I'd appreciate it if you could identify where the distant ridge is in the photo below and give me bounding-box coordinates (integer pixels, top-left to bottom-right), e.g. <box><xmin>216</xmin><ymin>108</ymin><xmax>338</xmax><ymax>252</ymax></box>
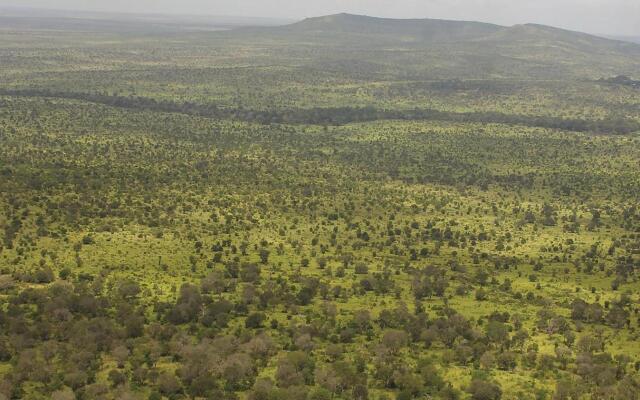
<box><xmin>272</xmin><ymin>13</ymin><xmax>638</xmax><ymax>49</ymax></box>
<box><xmin>2</xmin><ymin>9</ymin><xmax>638</xmax><ymax>79</ymax></box>
<box><xmin>231</xmin><ymin>13</ymin><xmax>640</xmax><ymax>79</ymax></box>
<box><xmin>278</xmin><ymin>13</ymin><xmax>502</xmax><ymax>42</ymax></box>
<box><xmin>0</xmin><ymin>6</ymin><xmax>291</xmax><ymax>33</ymax></box>
<box><xmin>604</xmin><ymin>35</ymin><xmax>640</xmax><ymax>45</ymax></box>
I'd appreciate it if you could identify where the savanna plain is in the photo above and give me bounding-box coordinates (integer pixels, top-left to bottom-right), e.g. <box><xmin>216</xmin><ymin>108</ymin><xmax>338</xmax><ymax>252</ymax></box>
<box><xmin>0</xmin><ymin>12</ymin><xmax>640</xmax><ymax>400</ymax></box>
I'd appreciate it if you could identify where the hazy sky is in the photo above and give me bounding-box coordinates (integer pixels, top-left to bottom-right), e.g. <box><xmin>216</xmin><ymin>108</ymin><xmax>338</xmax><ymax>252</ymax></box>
<box><xmin>2</xmin><ymin>0</ymin><xmax>639</xmax><ymax>36</ymax></box>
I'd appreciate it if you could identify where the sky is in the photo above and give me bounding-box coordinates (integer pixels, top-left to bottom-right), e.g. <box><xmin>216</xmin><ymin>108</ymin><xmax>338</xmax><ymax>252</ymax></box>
<box><xmin>1</xmin><ymin>0</ymin><xmax>639</xmax><ymax>36</ymax></box>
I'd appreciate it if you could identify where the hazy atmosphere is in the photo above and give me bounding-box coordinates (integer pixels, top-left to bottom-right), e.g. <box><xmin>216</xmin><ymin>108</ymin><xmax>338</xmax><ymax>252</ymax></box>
<box><xmin>2</xmin><ymin>0</ymin><xmax>640</xmax><ymax>399</ymax></box>
<box><xmin>2</xmin><ymin>0</ymin><xmax>640</xmax><ymax>36</ymax></box>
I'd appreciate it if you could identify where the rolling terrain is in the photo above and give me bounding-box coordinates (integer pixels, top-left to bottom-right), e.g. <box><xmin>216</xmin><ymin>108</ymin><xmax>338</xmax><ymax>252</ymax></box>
<box><xmin>0</xmin><ymin>11</ymin><xmax>639</xmax><ymax>400</ymax></box>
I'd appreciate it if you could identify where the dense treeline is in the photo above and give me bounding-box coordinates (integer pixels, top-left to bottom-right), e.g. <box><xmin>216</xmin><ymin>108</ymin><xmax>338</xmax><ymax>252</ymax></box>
<box><xmin>1</xmin><ymin>98</ymin><xmax>638</xmax><ymax>203</ymax></box>
<box><xmin>1</xmin><ymin>89</ymin><xmax>638</xmax><ymax>134</ymax></box>
<box><xmin>598</xmin><ymin>75</ymin><xmax>640</xmax><ymax>89</ymax></box>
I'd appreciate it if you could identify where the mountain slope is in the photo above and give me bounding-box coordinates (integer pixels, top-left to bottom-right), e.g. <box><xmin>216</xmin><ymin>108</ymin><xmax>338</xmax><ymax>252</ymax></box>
<box><xmin>281</xmin><ymin>13</ymin><xmax>502</xmax><ymax>42</ymax></box>
<box><xmin>230</xmin><ymin>14</ymin><xmax>640</xmax><ymax>79</ymax></box>
<box><xmin>474</xmin><ymin>23</ymin><xmax>640</xmax><ymax>77</ymax></box>
<box><xmin>481</xmin><ymin>23</ymin><xmax>640</xmax><ymax>54</ymax></box>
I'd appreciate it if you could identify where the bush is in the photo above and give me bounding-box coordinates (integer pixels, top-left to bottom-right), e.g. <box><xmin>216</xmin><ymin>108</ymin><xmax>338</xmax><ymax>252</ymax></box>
<box><xmin>246</xmin><ymin>312</ymin><xmax>266</xmax><ymax>329</ymax></box>
<box><xmin>468</xmin><ymin>379</ymin><xmax>502</xmax><ymax>400</ymax></box>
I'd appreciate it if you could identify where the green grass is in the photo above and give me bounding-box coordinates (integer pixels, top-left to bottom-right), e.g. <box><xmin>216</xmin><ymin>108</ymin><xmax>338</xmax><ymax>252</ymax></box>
<box><xmin>0</xmin><ymin>15</ymin><xmax>639</xmax><ymax>400</ymax></box>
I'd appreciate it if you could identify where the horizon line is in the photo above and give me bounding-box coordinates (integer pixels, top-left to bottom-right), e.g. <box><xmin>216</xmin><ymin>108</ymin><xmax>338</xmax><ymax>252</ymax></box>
<box><xmin>1</xmin><ymin>5</ymin><xmax>637</xmax><ymax>39</ymax></box>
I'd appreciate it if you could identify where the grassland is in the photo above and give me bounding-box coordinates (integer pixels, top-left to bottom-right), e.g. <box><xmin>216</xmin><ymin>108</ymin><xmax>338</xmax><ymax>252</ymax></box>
<box><xmin>0</xmin><ymin>12</ymin><xmax>639</xmax><ymax>400</ymax></box>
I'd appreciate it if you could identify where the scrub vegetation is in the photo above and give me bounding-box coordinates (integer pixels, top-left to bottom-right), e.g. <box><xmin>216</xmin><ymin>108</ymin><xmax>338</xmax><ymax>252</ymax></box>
<box><xmin>0</xmin><ymin>12</ymin><xmax>639</xmax><ymax>400</ymax></box>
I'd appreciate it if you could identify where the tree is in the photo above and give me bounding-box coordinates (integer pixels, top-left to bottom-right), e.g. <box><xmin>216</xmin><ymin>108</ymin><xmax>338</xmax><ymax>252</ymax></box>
<box><xmin>352</xmin><ymin>384</ymin><xmax>368</xmax><ymax>400</ymax></box>
<box><xmin>468</xmin><ymin>379</ymin><xmax>502</xmax><ymax>400</ymax></box>
<box><xmin>259</xmin><ymin>249</ymin><xmax>270</xmax><ymax>264</ymax></box>
<box><xmin>108</xmin><ymin>369</ymin><xmax>126</xmax><ymax>387</ymax></box>
<box><xmin>496</xmin><ymin>351</ymin><xmax>517</xmax><ymax>370</ymax></box>
<box><xmin>245</xmin><ymin>312</ymin><xmax>266</xmax><ymax>329</ymax></box>
<box><xmin>485</xmin><ymin>321</ymin><xmax>509</xmax><ymax>345</ymax></box>
<box><xmin>125</xmin><ymin>314</ymin><xmax>145</xmax><ymax>338</ymax></box>
<box><xmin>275</xmin><ymin>352</ymin><xmax>315</xmax><ymax>388</ymax></box>
<box><xmin>553</xmin><ymin>378</ymin><xmax>584</xmax><ymax>400</ymax></box>
<box><xmin>157</xmin><ymin>372</ymin><xmax>182</xmax><ymax>396</ymax></box>
<box><xmin>112</xmin><ymin>345</ymin><xmax>130</xmax><ymax>369</ymax></box>
<box><xmin>240</xmin><ymin>263</ymin><xmax>261</xmax><ymax>282</ymax></box>
<box><xmin>381</xmin><ymin>330</ymin><xmax>408</xmax><ymax>355</ymax></box>
<box><xmin>166</xmin><ymin>284</ymin><xmax>202</xmax><ymax>324</ymax></box>
<box><xmin>51</xmin><ymin>387</ymin><xmax>76</xmax><ymax>400</ymax></box>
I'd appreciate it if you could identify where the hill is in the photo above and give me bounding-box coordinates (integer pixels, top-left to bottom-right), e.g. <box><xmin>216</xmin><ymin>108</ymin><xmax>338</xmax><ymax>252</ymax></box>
<box><xmin>226</xmin><ymin>13</ymin><xmax>640</xmax><ymax>80</ymax></box>
<box><xmin>281</xmin><ymin>13</ymin><xmax>502</xmax><ymax>42</ymax></box>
